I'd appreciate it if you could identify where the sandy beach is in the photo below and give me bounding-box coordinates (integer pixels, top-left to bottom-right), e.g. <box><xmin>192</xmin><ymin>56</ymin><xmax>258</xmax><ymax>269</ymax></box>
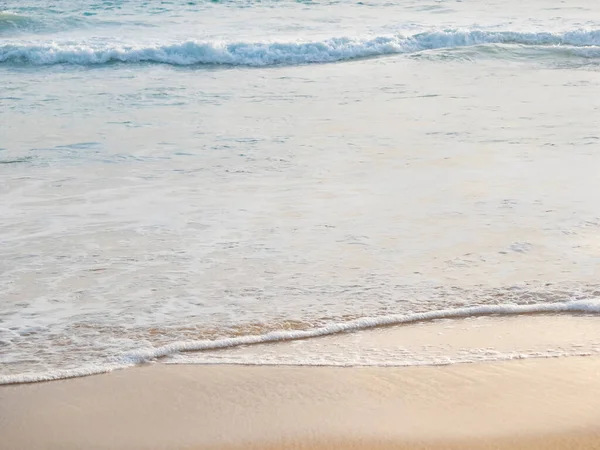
<box><xmin>2</xmin><ymin>315</ymin><xmax>600</xmax><ymax>450</ymax></box>
<box><xmin>4</xmin><ymin>1</ymin><xmax>600</xmax><ymax>449</ymax></box>
<box><xmin>2</xmin><ymin>358</ymin><xmax>600</xmax><ymax>450</ymax></box>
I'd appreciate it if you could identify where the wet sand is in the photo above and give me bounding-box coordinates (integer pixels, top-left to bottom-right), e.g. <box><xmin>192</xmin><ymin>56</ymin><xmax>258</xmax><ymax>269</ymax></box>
<box><xmin>2</xmin><ymin>359</ymin><xmax>600</xmax><ymax>449</ymax></box>
<box><xmin>169</xmin><ymin>313</ymin><xmax>600</xmax><ymax>366</ymax></box>
<box><xmin>2</xmin><ymin>316</ymin><xmax>600</xmax><ymax>450</ymax></box>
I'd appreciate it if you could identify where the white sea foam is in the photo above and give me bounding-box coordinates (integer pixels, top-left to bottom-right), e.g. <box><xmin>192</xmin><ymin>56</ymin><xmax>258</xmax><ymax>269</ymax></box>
<box><xmin>165</xmin><ymin>350</ymin><xmax>599</xmax><ymax>368</ymax></box>
<box><xmin>2</xmin><ymin>29</ymin><xmax>600</xmax><ymax>66</ymax></box>
<box><xmin>1</xmin><ymin>300</ymin><xmax>599</xmax><ymax>385</ymax></box>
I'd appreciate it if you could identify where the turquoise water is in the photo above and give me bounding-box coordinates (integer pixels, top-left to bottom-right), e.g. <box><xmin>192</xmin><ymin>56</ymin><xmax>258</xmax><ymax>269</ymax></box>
<box><xmin>2</xmin><ymin>0</ymin><xmax>600</xmax><ymax>382</ymax></box>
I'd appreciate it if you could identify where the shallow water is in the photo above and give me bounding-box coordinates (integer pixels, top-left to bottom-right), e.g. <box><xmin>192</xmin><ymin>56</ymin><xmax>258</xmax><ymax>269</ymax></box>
<box><xmin>2</xmin><ymin>0</ymin><xmax>600</xmax><ymax>383</ymax></box>
<box><xmin>164</xmin><ymin>314</ymin><xmax>600</xmax><ymax>367</ymax></box>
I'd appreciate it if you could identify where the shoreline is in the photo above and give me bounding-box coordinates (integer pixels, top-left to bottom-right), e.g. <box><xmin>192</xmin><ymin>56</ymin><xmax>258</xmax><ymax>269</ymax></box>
<box><xmin>2</xmin><ymin>305</ymin><xmax>600</xmax><ymax>385</ymax></box>
<box><xmin>2</xmin><ymin>354</ymin><xmax>600</xmax><ymax>449</ymax></box>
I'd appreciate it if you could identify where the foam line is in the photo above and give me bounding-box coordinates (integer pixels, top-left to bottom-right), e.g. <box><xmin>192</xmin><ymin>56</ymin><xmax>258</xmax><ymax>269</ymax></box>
<box><xmin>166</xmin><ymin>350</ymin><xmax>598</xmax><ymax>367</ymax></box>
<box><xmin>1</xmin><ymin>299</ymin><xmax>599</xmax><ymax>385</ymax></box>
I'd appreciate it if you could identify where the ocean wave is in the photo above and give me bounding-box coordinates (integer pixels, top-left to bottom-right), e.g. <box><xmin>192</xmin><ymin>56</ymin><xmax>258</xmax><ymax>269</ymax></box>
<box><xmin>0</xmin><ymin>10</ymin><xmax>130</xmax><ymax>36</ymax></box>
<box><xmin>2</xmin><ymin>29</ymin><xmax>600</xmax><ymax>66</ymax></box>
<box><xmin>0</xmin><ymin>12</ymin><xmax>36</xmax><ymax>32</ymax></box>
<box><xmin>1</xmin><ymin>299</ymin><xmax>599</xmax><ymax>385</ymax></box>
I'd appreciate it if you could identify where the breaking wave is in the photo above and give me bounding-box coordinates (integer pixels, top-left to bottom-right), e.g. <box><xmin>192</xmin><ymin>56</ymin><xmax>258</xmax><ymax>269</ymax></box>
<box><xmin>2</xmin><ymin>29</ymin><xmax>600</xmax><ymax>66</ymax></box>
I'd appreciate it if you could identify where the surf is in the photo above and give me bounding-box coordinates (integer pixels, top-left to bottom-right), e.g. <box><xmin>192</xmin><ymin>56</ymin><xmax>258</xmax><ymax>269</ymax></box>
<box><xmin>1</xmin><ymin>299</ymin><xmax>599</xmax><ymax>385</ymax></box>
<box><xmin>2</xmin><ymin>29</ymin><xmax>600</xmax><ymax>66</ymax></box>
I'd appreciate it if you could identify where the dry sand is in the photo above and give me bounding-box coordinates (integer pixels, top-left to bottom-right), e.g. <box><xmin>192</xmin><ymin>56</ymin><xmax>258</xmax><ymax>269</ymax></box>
<box><xmin>2</xmin><ymin>315</ymin><xmax>600</xmax><ymax>450</ymax></box>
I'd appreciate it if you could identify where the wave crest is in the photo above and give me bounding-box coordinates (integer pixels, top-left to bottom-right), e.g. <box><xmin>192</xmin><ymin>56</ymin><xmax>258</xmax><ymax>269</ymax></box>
<box><xmin>3</xmin><ymin>29</ymin><xmax>600</xmax><ymax>66</ymax></box>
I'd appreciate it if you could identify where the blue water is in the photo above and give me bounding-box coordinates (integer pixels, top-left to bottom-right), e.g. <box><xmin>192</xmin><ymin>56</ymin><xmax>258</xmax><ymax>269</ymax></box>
<box><xmin>2</xmin><ymin>0</ymin><xmax>600</xmax><ymax>383</ymax></box>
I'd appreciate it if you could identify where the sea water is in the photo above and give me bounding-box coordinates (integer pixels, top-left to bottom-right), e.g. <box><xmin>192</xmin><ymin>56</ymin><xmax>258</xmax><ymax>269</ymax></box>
<box><xmin>2</xmin><ymin>0</ymin><xmax>600</xmax><ymax>384</ymax></box>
